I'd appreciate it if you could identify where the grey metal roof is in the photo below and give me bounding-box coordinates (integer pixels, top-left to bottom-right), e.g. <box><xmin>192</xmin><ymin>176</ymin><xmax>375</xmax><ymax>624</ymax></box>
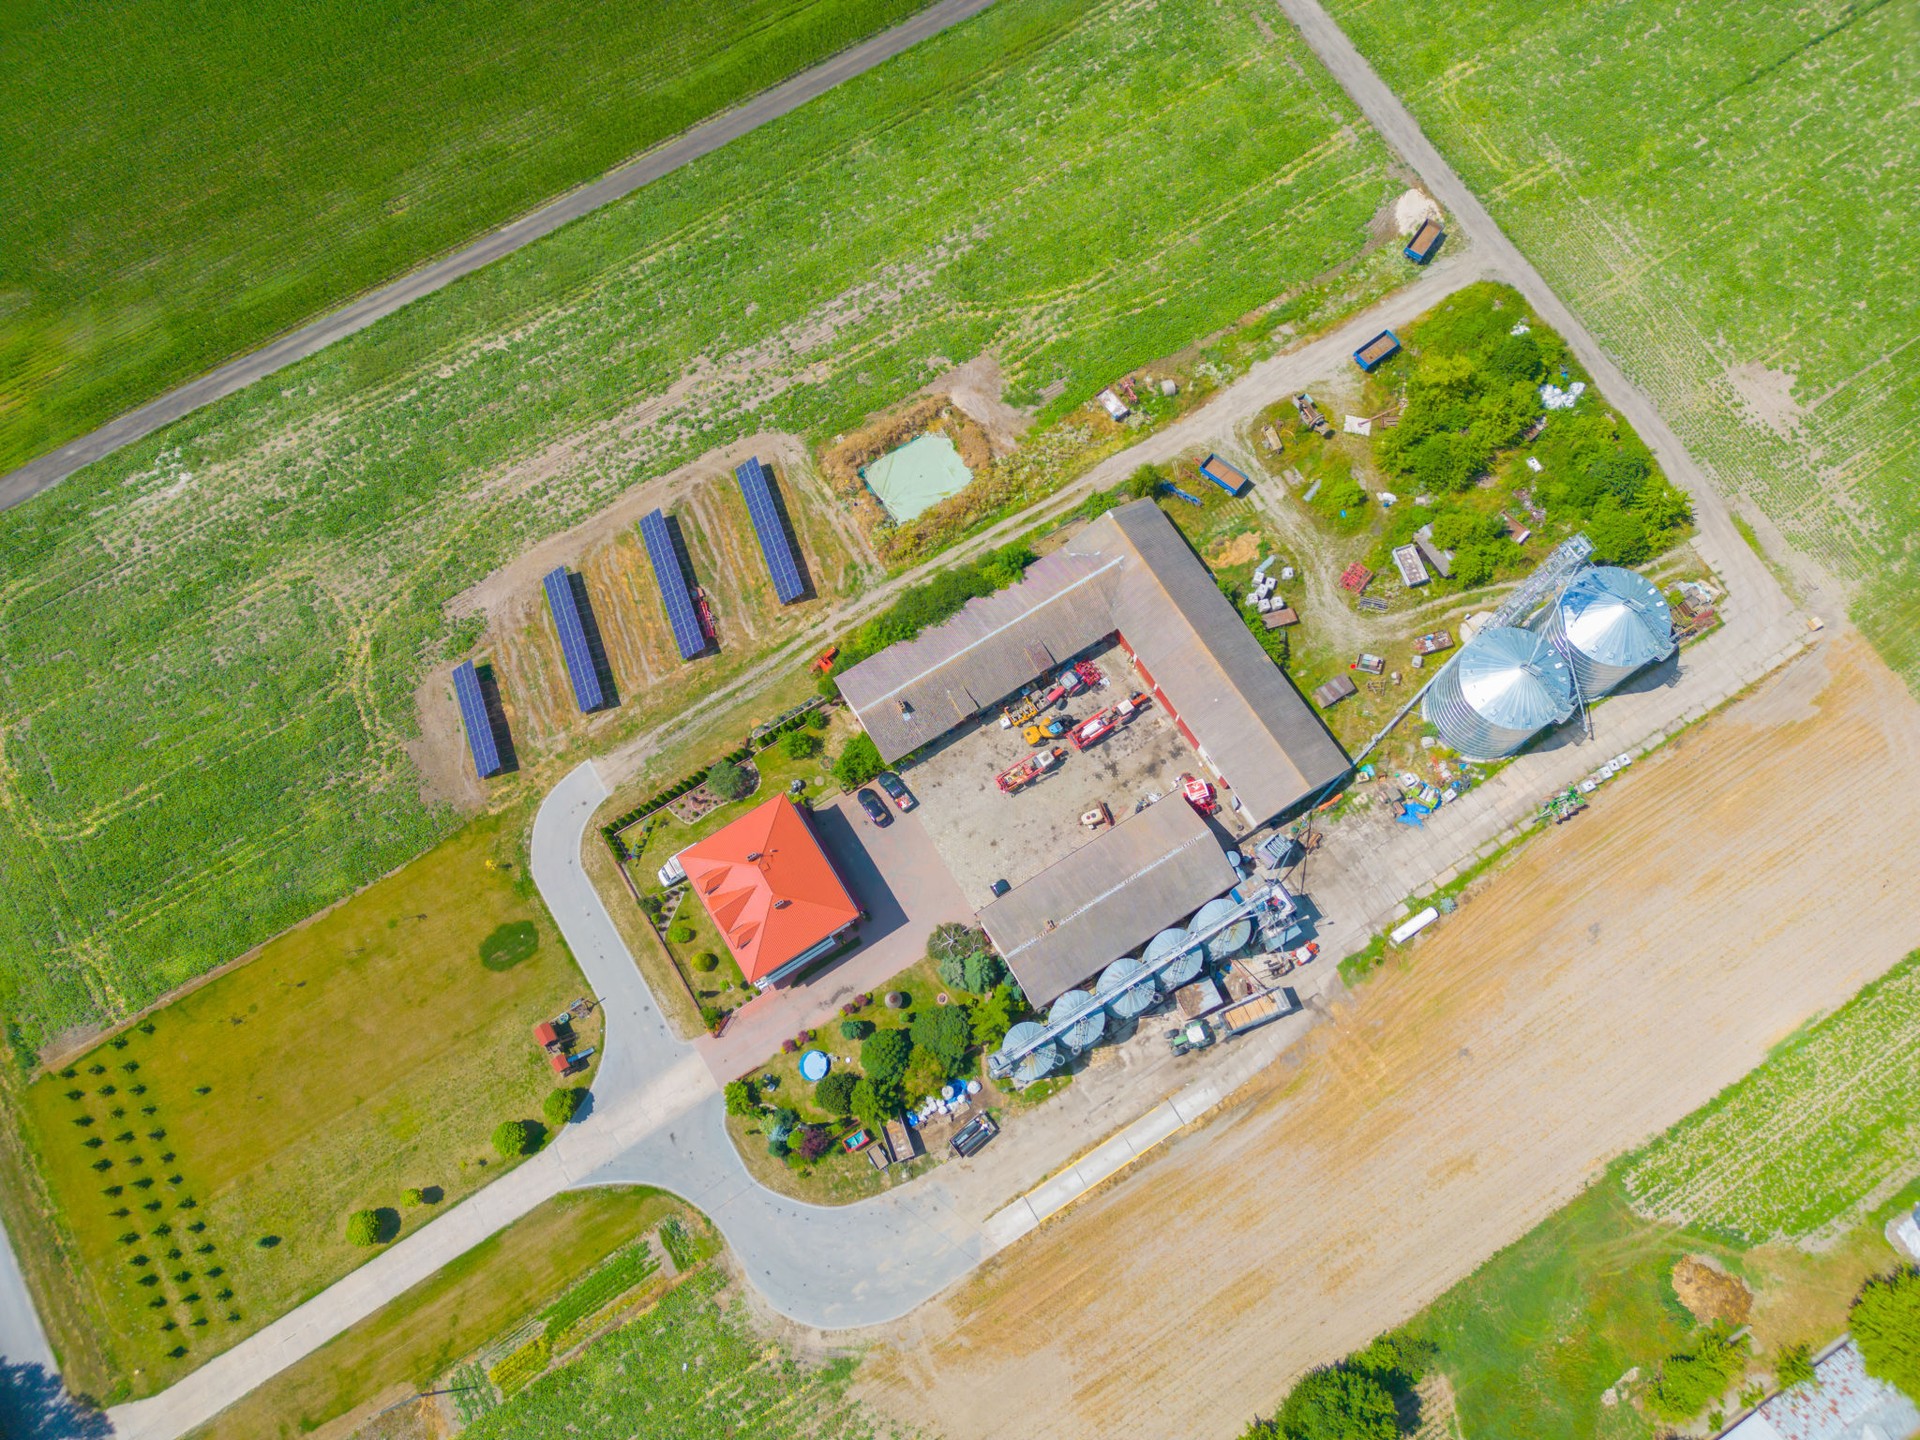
<box><xmin>979</xmin><ymin>794</ymin><xmax>1237</xmax><ymax>1007</ymax></box>
<box><xmin>837</xmin><ymin>501</ymin><xmax>1350</xmax><ymax>821</ymax></box>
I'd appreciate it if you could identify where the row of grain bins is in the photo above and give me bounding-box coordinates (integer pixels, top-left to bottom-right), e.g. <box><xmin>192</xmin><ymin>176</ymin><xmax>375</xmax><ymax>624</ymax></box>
<box><xmin>1422</xmin><ymin>566</ymin><xmax>1675</xmax><ymax>759</ymax></box>
<box><xmin>993</xmin><ymin>903</ymin><xmax>1251</xmax><ymax>1085</ymax></box>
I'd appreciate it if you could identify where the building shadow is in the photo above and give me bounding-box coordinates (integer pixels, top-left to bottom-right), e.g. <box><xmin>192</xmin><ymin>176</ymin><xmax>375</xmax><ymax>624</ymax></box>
<box><xmin>0</xmin><ymin>1361</ymin><xmax>111</xmax><ymax>1440</ymax></box>
<box><xmin>1608</xmin><ymin>649</ymin><xmax>1683</xmax><ymax>697</ymax></box>
<box><xmin>660</xmin><ymin>513</ymin><xmax>719</xmax><ymax>657</ymax></box>
<box><xmin>807</xmin><ymin>804</ymin><xmax>909</xmax><ymax>950</ymax></box>
<box><xmin>473</xmin><ymin>661</ymin><xmax>520</xmax><ymax>774</ymax></box>
<box><xmin>565</xmin><ymin>571</ymin><xmax>623</xmax><ymax>706</ymax></box>
<box><xmin>760</xmin><ymin>461</ymin><xmax>818</xmax><ymax>601</ymax></box>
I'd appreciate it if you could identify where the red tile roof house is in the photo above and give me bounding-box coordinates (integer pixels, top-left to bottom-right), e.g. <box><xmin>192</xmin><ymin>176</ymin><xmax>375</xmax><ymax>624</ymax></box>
<box><xmin>679</xmin><ymin>794</ymin><xmax>861</xmax><ymax>989</ymax></box>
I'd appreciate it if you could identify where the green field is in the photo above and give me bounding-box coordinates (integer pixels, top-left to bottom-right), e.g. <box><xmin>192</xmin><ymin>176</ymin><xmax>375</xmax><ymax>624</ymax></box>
<box><xmin>0</xmin><ymin>0</ymin><xmax>1398</xmax><ymax>1048</ymax></box>
<box><xmin>0</xmin><ymin>0</ymin><xmax>931</xmax><ymax>472</ymax></box>
<box><xmin>1322</xmin><ymin>0</ymin><xmax>1920</xmax><ymax>684</ymax></box>
<box><xmin>4</xmin><ymin>816</ymin><xmax>589</xmax><ymax>1401</ymax></box>
<box><xmin>1622</xmin><ymin>951</ymin><xmax>1920</xmax><ymax>1244</ymax></box>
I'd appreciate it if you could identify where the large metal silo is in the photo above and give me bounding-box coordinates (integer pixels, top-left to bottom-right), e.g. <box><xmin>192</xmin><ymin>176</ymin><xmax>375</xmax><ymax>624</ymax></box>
<box><xmin>1145</xmin><ymin>927</ymin><xmax>1201</xmax><ymax>989</ymax></box>
<box><xmin>1541</xmin><ymin>566</ymin><xmax>1675</xmax><ymax>697</ymax></box>
<box><xmin>997</xmin><ymin>1020</ymin><xmax>1060</xmax><ymax>1086</ymax></box>
<box><xmin>1095</xmin><ymin>956</ymin><xmax>1157</xmax><ymax>1019</ymax></box>
<box><xmin>1192</xmin><ymin>897</ymin><xmax>1252</xmax><ymax>963</ymax></box>
<box><xmin>1422</xmin><ymin>625</ymin><xmax>1575</xmax><ymax>760</ymax></box>
<box><xmin>1047</xmin><ymin>989</ymin><xmax>1107</xmax><ymax>1053</ymax></box>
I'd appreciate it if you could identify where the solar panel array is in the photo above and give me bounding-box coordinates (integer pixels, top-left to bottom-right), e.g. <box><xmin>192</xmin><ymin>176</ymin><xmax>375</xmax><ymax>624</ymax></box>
<box><xmin>639</xmin><ymin>510</ymin><xmax>707</xmax><ymax>660</ymax></box>
<box><xmin>452</xmin><ymin>660</ymin><xmax>503</xmax><ymax>777</ymax></box>
<box><xmin>543</xmin><ymin>566</ymin><xmax>607</xmax><ymax>711</ymax></box>
<box><xmin>735</xmin><ymin>457</ymin><xmax>806</xmax><ymax>604</ymax></box>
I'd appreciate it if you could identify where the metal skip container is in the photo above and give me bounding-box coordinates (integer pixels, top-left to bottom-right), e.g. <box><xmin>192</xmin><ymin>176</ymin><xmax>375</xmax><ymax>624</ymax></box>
<box><xmin>1422</xmin><ymin>625</ymin><xmax>1575</xmax><ymax>760</ymax></box>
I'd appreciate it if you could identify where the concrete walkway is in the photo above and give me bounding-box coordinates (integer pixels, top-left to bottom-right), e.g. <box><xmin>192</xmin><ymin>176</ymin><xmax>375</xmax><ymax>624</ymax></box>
<box><xmin>0</xmin><ymin>0</ymin><xmax>1003</xmax><ymax>512</ymax></box>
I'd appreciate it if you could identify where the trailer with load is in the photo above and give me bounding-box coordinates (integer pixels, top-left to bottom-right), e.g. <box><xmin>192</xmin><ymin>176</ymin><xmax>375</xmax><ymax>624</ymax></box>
<box><xmin>1404</xmin><ymin>218</ymin><xmax>1445</xmax><ymax>264</ymax></box>
<box><xmin>1199</xmin><ymin>453</ymin><xmax>1251</xmax><ymax>496</ymax></box>
<box><xmin>1219</xmin><ymin>989</ymin><xmax>1292</xmax><ymax>1038</ymax></box>
<box><xmin>1353</xmin><ymin>330</ymin><xmax>1402</xmax><ymax>372</ymax></box>
<box><xmin>998</xmin><ymin>747</ymin><xmax>1065</xmax><ymax>793</ymax></box>
<box><xmin>1069</xmin><ymin>707</ymin><xmax>1118</xmax><ymax>750</ymax></box>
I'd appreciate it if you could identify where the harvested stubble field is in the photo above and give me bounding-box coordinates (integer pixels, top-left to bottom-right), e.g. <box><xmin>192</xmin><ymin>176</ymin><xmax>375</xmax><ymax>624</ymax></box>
<box><xmin>856</xmin><ymin>633</ymin><xmax>1920</xmax><ymax>1440</ymax></box>
<box><xmin>1320</xmin><ymin>0</ymin><xmax>1920</xmax><ymax>682</ymax></box>
<box><xmin>0</xmin><ymin>0</ymin><xmax>930</xmax><ymax>470</ymax></box>
<box><xmin>0</xmin><ymin>0</ymin><xmax>1399</xmax><ymax>1049</ymax></box>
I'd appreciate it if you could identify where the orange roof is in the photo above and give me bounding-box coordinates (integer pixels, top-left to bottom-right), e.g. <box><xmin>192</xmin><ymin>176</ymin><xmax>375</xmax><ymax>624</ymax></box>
<box><xmin>679</xmin><ymin>795</ymin><xmax>859</xmax><ymax>984</ymax></box>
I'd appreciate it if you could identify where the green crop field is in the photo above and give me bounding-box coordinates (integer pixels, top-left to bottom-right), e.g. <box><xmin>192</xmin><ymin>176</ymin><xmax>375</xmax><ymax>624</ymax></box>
<box><xmin>1621</xmin><ymin>950</ymin><xmax>1920</xmax><ymax>1244</ymax></box>
<box><xmin>0</xmin><ymin>0</ymin><xmax>1398</xmax><ymax>1049</ymax></box>
<box><xmin>0</xmin><ymin>0</ymin><xmax>931</xmax><ymax>472</ymax></box>
<box><xmin>1322</xmin><ymin>0</ymin><xmax>1920</xmax><ymax>682</ymax></box>
<box><xmin>462</xmin><ymin>1266</ymin><xmax>904</xmax><ymax>1440</ymax></box>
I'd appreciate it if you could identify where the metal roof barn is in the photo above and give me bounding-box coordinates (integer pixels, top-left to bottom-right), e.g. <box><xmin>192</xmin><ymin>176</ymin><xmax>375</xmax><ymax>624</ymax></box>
<box><xmin>1047</xmin><ymin>989</ymin><xmax>1106</xmax><ymax>1053</ymax></box>
<box><xmin>1095</xmin><ymin>955</ymin><xmax>1156</xmax><ymax>1018</ymax></box>
<box><xmin>1422</xmin><ymin>625</ymin><xmax>1575</xmax><ymax>759</ymax></box>
<box><xmin>1541</xmin><ymin>566</ymin><xmax>1675</xmax><ymax>697</ymax></box>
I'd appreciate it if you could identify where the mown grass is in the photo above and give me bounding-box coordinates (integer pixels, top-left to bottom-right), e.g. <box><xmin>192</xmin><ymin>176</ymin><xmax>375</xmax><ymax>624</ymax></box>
<box><xmin>0</xmin><ymin>0</ymin><xmax>1397</xmax><ymax>1050</ymax></box>
<box><xmin>1321</xmin><ymin>0</ymin><xmax>1920</xmax><ymax>688</ymax></box>
<box><xmin>9</xmin><ymin>815</ymin><xmax>592</xmax><ymax>1401</ymax></box>
<box><xmin>184</xmin><ymin>1187</ymin><xmax>682</xmax><ymax>1440</ymax></box>
<box><xmin>0</xmin><ymin>0</ymin><xmax>931</xmax><ymax>471</ymax></box>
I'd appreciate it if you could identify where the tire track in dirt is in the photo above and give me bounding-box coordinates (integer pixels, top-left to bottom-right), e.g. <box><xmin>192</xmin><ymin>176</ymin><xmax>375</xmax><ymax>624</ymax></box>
<box><xmin>855</xmin><ymin>633</ymin><xmax>1920</xmax><ymax>1440</ymax></box>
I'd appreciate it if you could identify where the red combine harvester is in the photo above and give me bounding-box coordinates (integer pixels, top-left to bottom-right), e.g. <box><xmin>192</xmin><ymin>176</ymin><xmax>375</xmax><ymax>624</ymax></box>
<box><xmin>998</xmin><ymin>747</ymin><xmax>1064</xmax><ymax>793</ymax></box>
<box><xmin>1070</xmin><ymin>708</ymin><xmax>1118</xmax><ymax>750</ymax></box>
<box><xmin>1180</xmin><ymin>773</ymin><xmax>1218</xmax><ymax>814</ymax></box>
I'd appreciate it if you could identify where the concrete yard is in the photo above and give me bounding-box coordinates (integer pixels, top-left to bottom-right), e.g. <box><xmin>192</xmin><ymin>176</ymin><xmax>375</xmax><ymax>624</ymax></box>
<box><xmin>903</xmin><ymin>638</ymin><xmax>1245</xmax><ymax>910</ymax></box>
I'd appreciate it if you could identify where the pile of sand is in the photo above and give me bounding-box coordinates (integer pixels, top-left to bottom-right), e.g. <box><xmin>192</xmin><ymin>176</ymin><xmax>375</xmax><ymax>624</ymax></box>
<box><xmin>1395</xmin><ymin>187</ymin><xmax>1442</xmax><ymax>236</ymax></box>
<box><xmin>1671</xmin><ymin>1255</ymin><xmax>1753</xmax><ymax>1326</ymax></box>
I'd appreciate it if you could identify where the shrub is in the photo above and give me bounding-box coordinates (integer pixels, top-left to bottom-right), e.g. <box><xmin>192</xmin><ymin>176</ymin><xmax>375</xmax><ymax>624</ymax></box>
<box><xmin>962</xmin><ymin>951</ymin><xmax>1004</xmax><ymax>995</ymax></box>
<box><xmin>768</xmin><ymin>1108</ymin><xmax>800</xmax><ymax>1143</ymax></box>
<box><xmin>780</xmin><ymin>729</ymin><xmax>820</xmax><ymax>760</ymax></box>
<box><xmin>903</xmin><ymin>1047</ymin><xmax>948</xmax><ymax>1098</ymax></box>
<box><xmin>815</xmin><ymin>1070</ymin><xmax>858</xmax><ymax>1115</ymax></box>
<box><xmin>796</xmin><ymin>1126</ymin><xmax>833</xmax><ymax>1162</ymax></box>
<box><xmin>1852</xmin><ymin>1268</ymin><xmax>1920</xmax><ymax>1401</ymax></box>
<box><xmin>706</xmin><ymin>758</ymin><xmax>750</xmax><ymax>801</ymax></box>
<box><xmin>345</xmin><ymin>1210</ymin><xmax>382</xmax><ymax>1246</ymax></box>
<box><xmin>860</xmin><ymin>1029</ymin><xmax>912</xmax><ymax>1085</ymax></box>
<box><xmin>667</xmin><ymin>922</ymin><xmax>696</xmax><ymax>945</ymax></box>
<box><xmin>724</xmin><ymin>1079</ymin><xmax>758</xmax><ymax>1117</ymax></box>
<box><xmin>970</xmin><ymin>985</ymin><xmax>1017</xmax><ymax>1052</ymax></box>
<box><xmin>1254</xmin><ymin>1364</ymin><xmax>1397</xmax><ymax>1440</ymax></box>
<box><xmin>491</xmin><ymin>1120</ymin><xmax>543</xmax><ymax>1159</ymax></box>
<box><xmin>1774</xmin><ymin>1341</ymin><xmax>1816</xmax><ymax>1390</ymax></box>
<box><xmin>832</xmin><ymin>734</ymin><xmax>884</xmax><ymax>788</ymax></box>
<box><xmin>692</xmin><ymin>951</ymin><xmax>719</xmax><ymax>973</ymax></box>
<box><xmin>806</xmin><ymin>707</ymin><xmax>830</xmax><ymax>730</ymax></box>
<box><xmin>543</xmin><ymin>1086</ymin><xmax>584</xmax><ymax>1128</ymax></box>
<box><xmin>909</xmin><ymin>1005</ymin><xmax>973</xmax><ymax>1070</ymax></box>
<box><xmin>1647</xmin><ymin>1323</ymin><xmax>1749</xmax><ymax>1421</ymax></box>
<box><xmin>699</xmin><ymin>1005</ymin><xmax>723</xmax><ymax>1033</ymax></box>
<box><xmin>766</xmin><ymin>1133</ymin><xmax>789</xmax><ymax>1159</ymax></box>
<box><xmin>401</xmin><ymin>1188</ymin><xmax>425</xmax><ymax>1208</ymax></box>
<box><xmin>840</xmin><ymin>1018</ymin><xmax>874</xmax><ymax>1041</ymax></box>
<box><xmin>849</xmin><ymin>1077</ymin><xmax>903</xmax><ymax>1131</ymax></box>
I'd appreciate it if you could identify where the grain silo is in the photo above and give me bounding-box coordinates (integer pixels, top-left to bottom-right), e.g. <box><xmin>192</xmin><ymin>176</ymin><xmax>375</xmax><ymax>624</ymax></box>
<box><xmin>997</xmin><ymin>1020</ymin><xmax>1060</xmax><ymax>1086</ymax></box>
<box><xmin>1540</xmin><ymin>566</ymin><xmax>1675</xmax><ymax>697</ymax></box>
<box><xmin>1421</xmin><ymin>625</ymin><xmax>1575</xmax><ymax>760</ymax></box>
<box><xmin>1048</xmin><ymin>989</ymin><xmax>1107</xmax><ymax>1053</ymax></box>
<box><xmin>1192</xmin><ymin>897</ymin><xmax>1252</xmax><ymax>963</ymax></box>
<box><xmin>1095</xmin><ymin>956</ymin><xmax>1156</xmax><ymax>1019</ymax></box>
<box><xmin>1145</xmin><ymin>926</ymin><xmax>1201</xmax><ymax>989</ymax></box>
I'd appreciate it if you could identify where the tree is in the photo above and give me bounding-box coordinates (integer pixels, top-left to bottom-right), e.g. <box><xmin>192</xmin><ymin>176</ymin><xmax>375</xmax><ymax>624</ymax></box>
<box><xmin>780</xmin><ymin>729</ymin><xmax>820</xmax><ymax>760</ymax></box>
<box><xmin>667</xmin><ymin>922</ymin><xmax>695</xmax><ymax>944</ymax></box>
<box><xmin>909</xmin><ymin>1005</ymin><xmax>972</xmax><ymax>1072</ymax></box>
<box><xmin>1260</xmin><ymin>1365</ymin><xmax>1397</xmax><ymax>1440</ymax></box>
<box><xmin>1774</xmin><ymin>1342</ymin><xmax>1816</xmax><ymax>1390</ymax></box>
<box><xmin>850</xmin><ymin>1077</ymin><xmax>903</xmax><ymax>1131</ymax></box>
<box><xmin>903</xmin><ymin>1047</ymin><xmax>948</xmax><ymax>1099</ymax></box>
<box><xmin>962</xmin><ymin>951</ymin><xmax>1004</xmax><ymax>995</ymax></box>
<box><xmin>796</xmin><ymin>1125</ymin><xmax>833</xmax><ymax>1162</ymax></box>
<box><xmin>1585</xmin><ymin>495</ymin><xmax>1651</xmax><ymax>565</ymax></box>
<box><xmin>1126</xmin><ymin>463</ymin><xmax>1166</xmax><ymax>500</ymax></box>
<box><xmin>766</xmin><ymin>1133</ymin><xmax>789</xmax><ymax>1159</ymax></box>
<box><xmin>345</xmin><ymin>1210</ymin><xmax>383</xmax><ymax>1246</ymax></box>
<box><xmin>1486</xmin><ymin>332</ymin><xmax>1544</xmax><ymax>384</ymax></box>
<box><xmin>806</xmin><ymin>707</ymin><xmax>830</xmax><ymax>731</ymax></box>
<box><xmin>1852</xmin><ymin>1268</ymin><xmax>1920</xmax><ymax>1401</ymax></box>
<box><xmin>971</xmin><ymin>985</ymin><xmax>1016</xmax><ymax>1052</ymax></box>
<box><xmin>1449</xmin><ymin>543</ymin><xmax>1499</xmax><ymax>588</ymax></box>
<box><xmin>1635</xmin><ymin>476</ymin><xmax>1692</xmax><ymax>533</ymax></box>
<box><xmin>1647</xmin><ymin>1323</ymin><xmax>1749</xmax><ymax>1421</ymax></box>
<box><xmin>491</xmin><ymin>1119</ymin><xmax>542</xmax><ymax>1159</ymax></box>
<box><xmin>839</xmin><ymin>1018</ymin><xmax>873</xmax><ymax>1041</ymax></box>
<box><xmin>833</xmin><ymin>734</ymin><xmax>884</xmax><ymax>788</ymax></box>
<box><xmin>860</xmin><ymin>1028</ymin><xmax>912</xmax><ymax>1085</ymax></box>
<box><xmin>543</xmin><ymin>1086</ymin><xmax>584</xmax><ymax>1128</ymax></box>
<box><xmin>815</xmin><ymin>1070</ymin><xmax>858</xmax><ymax>1115</ymax></box>
<box><xmin>724</xmin><ymin>1078</ymin><xmax>758</xmax><ymax>1116</ymax></box>
<box><xmin>705</xmin><ymin>758</ymin><xmax>750</xmax><ymax>801</ymax></box>
<box><xmin>768</xmin><ymin>1107</ymin><xmax>800</xmax><ymax>1143</ymax></box>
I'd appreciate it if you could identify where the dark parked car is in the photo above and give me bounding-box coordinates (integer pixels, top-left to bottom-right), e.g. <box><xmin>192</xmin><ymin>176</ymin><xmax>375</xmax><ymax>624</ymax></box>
<box><xmin>856</xmin><ymin>788</ymin><xmax>892</xmax><ymax>826</ymax></box>
<box><xmin>875</xmin><ymin>770</ymin><xmax>915</xmax><ymax>811</ymax></box>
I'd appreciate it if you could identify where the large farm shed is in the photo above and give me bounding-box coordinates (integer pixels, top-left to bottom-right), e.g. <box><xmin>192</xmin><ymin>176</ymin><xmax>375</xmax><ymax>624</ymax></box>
<box><xmin>980</xmin><ymin>795</ymin><xmax>1238</xmax><ymax>1007</ymax></box>
<box><xmin>836</xmin><ymin>500</ymin><xmax>1349</xmax><ymax>826</ymax></box>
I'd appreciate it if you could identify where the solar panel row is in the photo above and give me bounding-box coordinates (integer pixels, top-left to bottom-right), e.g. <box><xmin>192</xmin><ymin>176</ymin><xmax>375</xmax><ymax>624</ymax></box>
<box><xmin>543</xmin><ymin>566</ymin><xmax>607</xmax><ymax>711</ymax></box>
<box><xmin>639</xmin><ymin>510</ymin><xmax>707</xmax><ymax>660</ymax></box>
<box><xmin>452</xmin><ymin>660</ymin><xmax>504</xmax><ymax>777</ymax></box>
<box><xmin>734</xmin><ymin>457</ymin><xmax>806</xmax><ymax>604</ymax></box>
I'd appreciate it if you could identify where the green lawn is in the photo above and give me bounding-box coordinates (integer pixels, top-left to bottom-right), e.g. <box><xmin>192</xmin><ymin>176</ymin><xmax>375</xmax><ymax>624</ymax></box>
<box><xmin>7</xmin><ymin>815</ymin><xmax>593</xmax><ymax>1402</ymax></box>
<box><xmin>0</xmin><ymin>0</ymin><xmax>1398</xmax><ymax>1052</ymax></box>
<box><xmin>1321</xmin><ymin>0</ymin><xmax>1920</xmax><ymax>688</ymax></box>
<box><xmin>0</xmin><ymin>0</ymin><xmax>931</xmax><ymax>472</ymax></box>
<box><xmin>185</xmin><ymin>1188</ymin><xmax>684</xmax><ymax>1440</ymax></box>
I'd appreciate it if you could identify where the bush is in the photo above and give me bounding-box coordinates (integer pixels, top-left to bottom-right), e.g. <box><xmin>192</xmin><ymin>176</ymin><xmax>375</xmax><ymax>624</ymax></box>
<box><xmin>815</xmin><ymin>1070</ymin><xmax>858</xmax><ymax>1115</ymax></box>
<box><xmin>962</xmin><ymin>952</ymin><xmax>1004</xmax><ymax>995</ymax></box>
<box><xmin>1852</xmin><ymin>1267</ymin><xmax>1920</xmax><ymax>1401</ymax></box>
<box><xmin>806</xmin><ymin>707</ymin><xmax>831</xmax><ymax>730</ymax></box>
<box><xmin>780</xmin><ymin>729</ymin><xmax>820</xmax><ymax>760</ymax></box>
<box><xmin>970</xmin><ymin>985</ymin><xmax>1018</xmax><ymax>1052</ymax></box>
<box><xmin>543</xmin><ymin>1086</ymin><xmax>584</xmax><ymax>1128</ymax></box>
<box><xmin>766</xmin><ymin>1133</ymin><xmax>789</xmax><ymax>1159</ymax></box>
<box><xmin>796</xmin><ymin>1126</ymin><xmax>833</xmax><ymax>1162</ymax></box>
<box><xmin>849</xmin><ymin>1077</ymin><xmax>903</xmax><ymax>1131</ymax></box>
<box><xmin>667</xmin><ymin>922</ymin><xmax>696</xmax><ymax>945</ymax></box>
<box><xmin>705</xmin><ymin>758</ymin><xmax>750</xmax><ymax>801</ymax></box>
<box><xmin>839</xmin><ymin>1018</ymin><xmax>874</xmax><ymax>1041</ymax></box>
<box><xmin>1774</xmin><ymin>1341</ymin><xmax>1816</xmax><ymax>1390</ymax></box>
<box><xmin>491</xmin><ymin>1120</ymin><xmax>543</xmax><ymax>1159</ymax></box>
<box><xmin>345</xmin><ymin>1210</ymin><xmax>384</xmax><ymax>1246</ymax></box>
<box><xmin>903</xmin><ymin>1047</ymin><xmax>948</xmax><ymax>1098</ymax></box>
<box><xmin>860</xmin><ymin>1029</ymin><xmax>912</xmax><ymax>1085</ymax></box>
<box><xmin>1647</xmin><ymin>1323</ymin><xmax>1749</xmax><ymax>1421</ymax></box>
<box><xmin>1585</xmin><ymin>495</ymin><xmax>1651</xmax><ymax>565</ymax></box>
<box><xmin>1255</xmin><ymin>1365</ymin><xmax>1397</xmax><ymax>1440</ymax></box>
<box><xmin>833</xmin><ymin>734</ymin><xmax>884</xmax><ymax>788</ymax></box>
<box><xmin>692</xmin><ymin>951</ymin><xmax>719</xmax><ymax>973</ymax></box>
<box><xmin>768</xmin><ymin>1108</ymin><xmax>800</xmax><ymax>1143</ymax></box>
<box><xmin>909</xmin><ymin>1005</ymin><xmax>972</xmax><ymax>1071</ymax></box>
<box><xmin>724</xmin><ymin>1079</ymin><xmax>758</xmax><ymax>1117</ymax></box>
<box><xmin>401</xmin><ymin>1187</ymin><xmax>425</xmax><ymax>1208</ymax></box>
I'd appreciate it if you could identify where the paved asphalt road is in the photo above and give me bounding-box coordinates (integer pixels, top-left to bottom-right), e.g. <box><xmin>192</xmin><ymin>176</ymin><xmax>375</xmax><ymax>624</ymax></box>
<box><xmin>0</xmin><ymin>0</ymin><xmax>1001</xmax><ymax>513</ymax></box>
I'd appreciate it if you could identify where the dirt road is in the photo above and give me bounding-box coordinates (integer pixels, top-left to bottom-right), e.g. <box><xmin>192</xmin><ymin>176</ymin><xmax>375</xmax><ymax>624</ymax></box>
<box><xmin>856</xmin><ymin>633</ymin><xmax>1920</xmax><ymax>1440</ymax></box>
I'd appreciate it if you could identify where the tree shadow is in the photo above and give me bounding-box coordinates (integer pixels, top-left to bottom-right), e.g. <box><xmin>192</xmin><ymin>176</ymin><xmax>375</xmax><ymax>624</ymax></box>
<box><xmin>0</xmin><ymin>1360</ymin><xmax>111</xmax><ymax>1440</ymax></box>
